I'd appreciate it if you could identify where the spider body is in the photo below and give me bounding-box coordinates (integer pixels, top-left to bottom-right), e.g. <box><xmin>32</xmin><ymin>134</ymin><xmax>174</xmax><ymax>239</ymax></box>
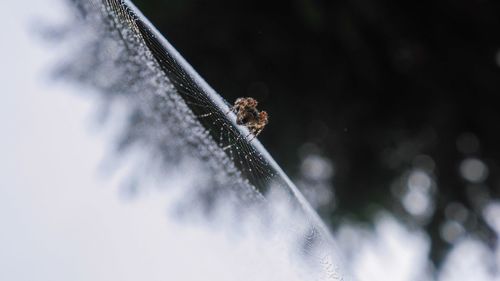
<box><xmin>229</xmin><ymin>97</ymin><xmax>268</xmax><ymax>138</ymax></box>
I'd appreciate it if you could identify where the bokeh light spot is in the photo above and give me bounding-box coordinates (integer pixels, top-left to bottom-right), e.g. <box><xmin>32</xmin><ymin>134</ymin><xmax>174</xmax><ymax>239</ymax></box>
<box><xmin>459</xmin><ymin>158</ymin><xmax>488</xmax><ymax>183</ymax></box>
<box><xmin>408</xmin><ymin>170</ymin><xmax>432</xmax><ymax>192</ymax></box>
<box><xmin>300</xmin><ymin>154</ymin><xmax>334</xmax><ymax>181</ymax></box>
<box><xmin>440</xmin><ymin>221</ymin><xmax>465</xmax><ymax>243</ymax></box>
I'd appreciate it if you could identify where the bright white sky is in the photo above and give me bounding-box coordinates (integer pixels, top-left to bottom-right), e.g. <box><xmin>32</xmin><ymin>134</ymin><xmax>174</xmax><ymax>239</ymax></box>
<box><xmin>0</xmin><ymin>1</ymin><xmax>200</xmax><ymax>280</ymax></box>
<box><xmin>0</xmin><ymin>1</ymin><xmax>499</xmax><ymax>281</ymax></box>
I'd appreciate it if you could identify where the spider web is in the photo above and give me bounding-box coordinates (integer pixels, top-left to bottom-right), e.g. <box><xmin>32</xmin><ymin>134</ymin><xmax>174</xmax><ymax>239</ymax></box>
<box><xmin>54</xmin><ymin>0</ymin><xmax>349</xmax><ymax>279</ymax></box>
<box><xmin>100</xmin><ymin>0</ymin><xmax>277</xmax><ymax>195</ymax></box>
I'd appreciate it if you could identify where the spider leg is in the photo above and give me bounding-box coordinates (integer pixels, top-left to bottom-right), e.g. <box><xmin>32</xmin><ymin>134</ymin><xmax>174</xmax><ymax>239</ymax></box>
<box><xmin>246</xmin><ymin>127</ymin><xmax>262</xmax><ymax>142</ymax></box>
<box><xmin>247</xmin><ymin>134</ymin><xmax>256</xmax><ymax>142</ymax></box>
<box><xmin>245</xmin><ymin>132</ymin><xmax>253</xmax><ymax>140</ymax></box>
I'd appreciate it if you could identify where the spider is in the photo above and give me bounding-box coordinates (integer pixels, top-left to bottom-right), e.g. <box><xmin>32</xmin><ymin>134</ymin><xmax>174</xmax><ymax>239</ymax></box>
<box><xmin>228</xmin><ymin>97</ymin><xmax>268</xmax><ymax>139</ymax></box>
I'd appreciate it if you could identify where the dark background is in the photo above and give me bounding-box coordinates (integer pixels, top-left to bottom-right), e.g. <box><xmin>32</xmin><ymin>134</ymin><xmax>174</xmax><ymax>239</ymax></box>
<box><xmin>133</xmin><ymin>0</ymin><xmax>500</xmax><ymax>269</ymax></box>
